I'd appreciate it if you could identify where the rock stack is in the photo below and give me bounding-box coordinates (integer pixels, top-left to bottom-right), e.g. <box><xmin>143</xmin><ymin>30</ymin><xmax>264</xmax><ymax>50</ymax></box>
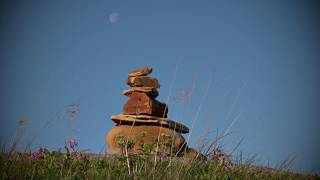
<box><xmin>106</xmin><ymin>67</ymin><xmax>190</xmax><ymax>156</ymax></box>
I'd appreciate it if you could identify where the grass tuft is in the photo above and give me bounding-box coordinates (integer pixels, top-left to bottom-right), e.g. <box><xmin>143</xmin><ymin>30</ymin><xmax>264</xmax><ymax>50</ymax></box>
<box><xmin>0</xmin><ymin>149</ymin><xmax>318</xmax><ymax>179</ymax></box>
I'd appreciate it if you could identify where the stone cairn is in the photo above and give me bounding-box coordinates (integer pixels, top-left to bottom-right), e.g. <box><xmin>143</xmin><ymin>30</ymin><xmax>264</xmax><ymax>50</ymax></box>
<box><xmin>106</xmin><ymin>67</ymin><xmax>191</xmax><ymax>157</ymax></box>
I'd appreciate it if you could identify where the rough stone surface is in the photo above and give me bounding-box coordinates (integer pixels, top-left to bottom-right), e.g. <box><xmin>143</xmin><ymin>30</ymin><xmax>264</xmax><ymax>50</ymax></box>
<box><xmin>123</xmin><ymin>87</ymin><xmax>158</xmax><ymax>98</ymax></box>
<box><xmin>128</xmin><ymin>67</ymin><xmax>153</xmax><ymax>77</ymax></box>
<box><xmin>106</xmin><ymin>67</ymin><xmax>192</xmax><ymax>157</ymax></box>
<box><xmin>127</xmin><ymin>76</ymin><xmax>160</xmax><ymax>88</ymax></box>
<box><xmin>122</xmin><ymin>92</ymin><xmax>167</xmax><ymax>118</ymax></box>
<box><xmin>106</xmin><ymin>125</ymin><xmax>187</xmax><ymax>156</ymax></box>
<box><xmin>111</xmin><ymin>114</ymin><xmax>189</xmax><ymax>134</ymax></box>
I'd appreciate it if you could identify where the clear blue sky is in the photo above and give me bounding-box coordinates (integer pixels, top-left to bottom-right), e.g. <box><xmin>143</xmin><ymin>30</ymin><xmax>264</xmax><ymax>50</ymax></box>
<box><xmin>1</xmin><ymin>0</ymin><xmax>319</xmax><ymax>174</ymax></box>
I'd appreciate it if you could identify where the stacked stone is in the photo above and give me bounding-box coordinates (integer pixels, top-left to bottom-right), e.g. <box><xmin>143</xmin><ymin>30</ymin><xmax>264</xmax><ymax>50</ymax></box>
<box><xmin>122</xmin><ymin>67</ymin><xmax>167</xmax><ymax>118</ymax></box>
<box><xmin>106</xmin><ymin>67</ymin><xmax>190</xmax><ymax>156</ymax></box>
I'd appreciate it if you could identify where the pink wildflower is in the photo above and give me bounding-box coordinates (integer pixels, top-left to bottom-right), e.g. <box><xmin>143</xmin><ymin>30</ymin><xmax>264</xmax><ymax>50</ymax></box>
<box><xmin>68</xmin><ymin>139</ymin><xmax>79</xmax><ymax>151</ymax></box>
<box><xmin>31</xmin><ymin>148</ymin><xmax>45</xmax><ymax>160</ymax></box>
<box><xmin>159</xmin><ymin>153</ymin><xmax>170</xmax><ymax>161</ymax></box>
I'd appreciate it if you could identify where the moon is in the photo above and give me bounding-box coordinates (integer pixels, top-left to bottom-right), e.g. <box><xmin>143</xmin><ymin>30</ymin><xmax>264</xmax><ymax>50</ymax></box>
<box><xmin>109</xmin><ymin>13</ymin><xmax>119</xmax><ymax>24</ymax></box>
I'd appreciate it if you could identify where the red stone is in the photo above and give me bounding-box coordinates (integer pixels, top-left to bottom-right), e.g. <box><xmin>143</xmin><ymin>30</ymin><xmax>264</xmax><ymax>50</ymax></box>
<box><xmin>122</xmin><ymin>92</ymin><xmax>168</xmax><ymax>118</ymax></box>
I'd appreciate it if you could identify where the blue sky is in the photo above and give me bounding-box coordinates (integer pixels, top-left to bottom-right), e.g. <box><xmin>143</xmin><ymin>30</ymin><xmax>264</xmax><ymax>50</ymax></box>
<box><xmin>1</xmin><ymin>0</ymin><xmax>319</xmax><ymax>174</ymax></box>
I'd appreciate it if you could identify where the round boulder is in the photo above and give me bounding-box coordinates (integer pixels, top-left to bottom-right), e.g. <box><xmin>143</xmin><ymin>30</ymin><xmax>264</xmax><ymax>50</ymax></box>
<box><xmin>106</xmin><ymin>125</ymin><xmax>187</xmax><ymax>156</ymax></box>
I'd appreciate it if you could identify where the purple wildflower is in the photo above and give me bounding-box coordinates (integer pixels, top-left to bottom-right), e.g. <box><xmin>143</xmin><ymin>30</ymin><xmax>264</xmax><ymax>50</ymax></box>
<box><xmin>159</xmin><ymin>153</ymin><xmax>170</xmax><ymax>161</ymax></box>
<box><xmin>31</xmin><ymin>148</ymin><xmax>45</xmax><ymax>160</ymax></box>
<box><xmin>68</xmin><ymin>139</ymin><xmax>79</xmax><ymax>151</ymax></box>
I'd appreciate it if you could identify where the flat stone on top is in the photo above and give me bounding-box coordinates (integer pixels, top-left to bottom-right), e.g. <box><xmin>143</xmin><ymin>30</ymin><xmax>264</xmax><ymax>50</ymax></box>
<box><xmin>123</xmin><ymin>87</ymin><xmax>159</xmax><ymax>98</ymax></box>
<box><xmin>126</xmin><ymin>76</ymin><xmax>160</xmax><ymax>88</ymax></box>
<box><xmin>128</xmin><ymin>67</ymin><xmax>153</xmax><ymax>77</ymax></box>
<box><xmin>111</xmin><ymin>114</ymin><xmax>189</xmax><ymax>134</ymax></box>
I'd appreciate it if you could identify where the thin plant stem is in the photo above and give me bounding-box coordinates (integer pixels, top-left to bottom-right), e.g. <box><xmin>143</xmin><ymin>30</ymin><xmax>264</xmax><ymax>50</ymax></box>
<box><xmin>186</xmin><ymin>73</ymin><xmax>213</xmax><ymax>144</ymax></box>
<box><xmin>223</xmin><ymin>109</ymin><xmax>243</xmax><ymax>137</ymax></box>
<box><xmin>222</xmin><ymin>79</ymin><xmax>249</xmax><ymax>136</ymax></box>
<box><xmin>154</xmin><ymin>61</ymin><xmax>180</xmax><ymax>168</ymax></box>
<box><xmin>169</xmin><ymin>74</ymin><xmax>196</xmax><ymax>165</ymax></box>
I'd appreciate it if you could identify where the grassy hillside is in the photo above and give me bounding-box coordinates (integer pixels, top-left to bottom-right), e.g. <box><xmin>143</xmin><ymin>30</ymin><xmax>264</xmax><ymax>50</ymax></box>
<box><xmin>1</xmin><ymin>150</ymin><xmax>318</xmax><ymax>180</ymax></box>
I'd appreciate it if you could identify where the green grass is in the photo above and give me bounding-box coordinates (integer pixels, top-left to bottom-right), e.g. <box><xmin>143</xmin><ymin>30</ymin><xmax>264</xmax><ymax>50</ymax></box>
<box><xmin>1</xmin><ymin>150</ymin><xmax>318</xmax><ymax>179</ymax></box>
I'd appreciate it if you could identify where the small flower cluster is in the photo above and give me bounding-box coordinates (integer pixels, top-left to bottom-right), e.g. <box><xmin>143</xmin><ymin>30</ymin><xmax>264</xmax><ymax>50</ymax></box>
<box><xmin>31</xmin><ymin>148</ymin><xmax>45</xmax><ymax>160</ymax></box>
<box><xmin>68</xmin><ymin>139</ymin><xmax>79</xmax><ymax>151</ymax></box>
<box><xmin>159</xmin><ymin>153</ymin><xmax>171</xmax><ymax>161</ymax></box>
<box><xmin>211</xmin><ymin>148</ymin><xmax>230</xmax><ymax>163</ymax></box>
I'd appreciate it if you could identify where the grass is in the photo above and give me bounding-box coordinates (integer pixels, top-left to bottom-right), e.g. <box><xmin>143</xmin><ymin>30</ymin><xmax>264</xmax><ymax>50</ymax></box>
<box><xmin>2</xmin><ymin>103</ymin><xmax>319</xmax><ymax>179</ymax></box>
<box><xmin>1</xmin><ymin>148</ymin><xmax>318</xmax><ymax>180</ymax></box>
